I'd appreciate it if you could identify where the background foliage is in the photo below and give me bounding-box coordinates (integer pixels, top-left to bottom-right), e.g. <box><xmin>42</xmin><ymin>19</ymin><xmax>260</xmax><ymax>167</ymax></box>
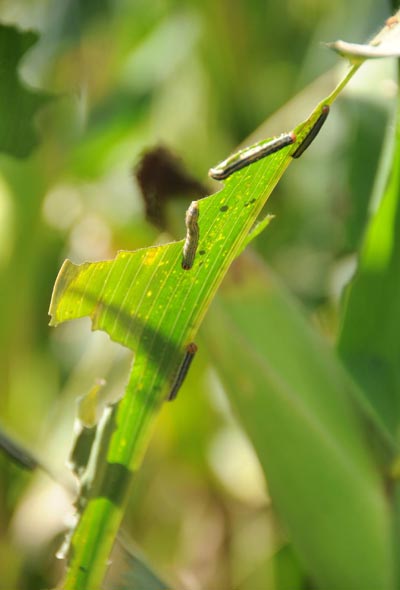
<box><xmin>0</xmin><ymin>0</ymin><xmax>396</xmax><ymax>589</ymax></box>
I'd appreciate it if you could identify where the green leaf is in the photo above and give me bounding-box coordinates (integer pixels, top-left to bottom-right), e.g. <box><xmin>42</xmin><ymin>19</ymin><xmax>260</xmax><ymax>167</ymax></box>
<box><xmin>338</xmin><ymin>94</ymin><xmax>400</xmax><ymax>433</ymax></box>
<box><xmin>203</xmin><ymin>253</ymin><xmax>396</xmax><ymax>590</ymax></box>
<box><xmin>0</xmin><ymin>25</ymin><xmax>51</xmax><ymax>158</ymax></box>
<box><xmin>49</xmin><ymin>134</ymin><xmax>302</xmax><ymax>353</ymax></box>
<box><xmin>50</xmin><ymin>117</ymin><xmax>304</xmax><ymax>589</ymax></box>
<box><xmin>49</xmin><ymin>97</ymin><xmax>356</xmax><ymax>588</ymax></box>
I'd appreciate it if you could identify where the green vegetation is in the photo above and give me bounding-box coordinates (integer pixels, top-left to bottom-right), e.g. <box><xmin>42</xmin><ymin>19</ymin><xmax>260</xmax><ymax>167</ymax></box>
<box><xmin>0</xmin><ymin>2</ymin><xmax>399</xmax><ymax>589</ymax></box>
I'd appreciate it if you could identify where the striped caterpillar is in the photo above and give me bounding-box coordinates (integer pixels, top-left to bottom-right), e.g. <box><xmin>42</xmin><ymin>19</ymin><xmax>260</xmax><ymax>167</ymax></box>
<box><xmin>182</xmin><ymin>201</ymin><xmax>199</xmax><ymax>271</ymax></box>
<box><xmin>209</xmin><ymin>132</ymin><xmax>296</xmax><ymax>181</ymax></box>
<box><xmin>167</xmin><ymin>342</ymin><xmax>198</xmax><ymax>401</ymax></box>
<box><xmin>292</xmin><ymin>105</ymin><xmax>330</xmax><ymax>159</ymax></box>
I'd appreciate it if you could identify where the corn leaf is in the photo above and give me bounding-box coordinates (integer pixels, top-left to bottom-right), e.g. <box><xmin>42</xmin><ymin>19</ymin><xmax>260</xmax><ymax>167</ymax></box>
<box><xmin>203</xmin><ymin>253</ymin><xmax>396</xmax><ymax>590</ymax></box>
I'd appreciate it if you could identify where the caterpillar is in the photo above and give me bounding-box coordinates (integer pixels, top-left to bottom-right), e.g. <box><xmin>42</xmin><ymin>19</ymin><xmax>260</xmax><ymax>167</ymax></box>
<box><xmin>182</xmin><ymin>201</ymin><xmax>199</xmax><ymax>270</ymax></box>
<box><xmin>292</xmin><ymin>105</ymin><xmax>330</xmax><ymax>159</ymax></box>
<box><xmin>209</xmin><ymin>132</ymin><xmax>296</xmax><ymax>181</ymax></box>
<box><xmin>0</xmin><ymin>429</ymin><xmax>38</xmax><ymax>471</ymax></box>
<box><xmin>167</xmin><ymin>342</ymin><xmax>198</xmax><ymax>401</ymax></box>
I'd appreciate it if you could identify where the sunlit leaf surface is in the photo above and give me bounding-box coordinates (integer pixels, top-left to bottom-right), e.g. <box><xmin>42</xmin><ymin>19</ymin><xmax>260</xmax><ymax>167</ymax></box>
<box><xmin>50</xmin><ymin>124</ymin><xmax>308</xmax><ymax>589</ymax></box>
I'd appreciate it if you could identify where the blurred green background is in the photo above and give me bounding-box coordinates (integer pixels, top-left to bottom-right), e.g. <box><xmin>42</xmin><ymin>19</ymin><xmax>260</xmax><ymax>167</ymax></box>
<box><xmin>0</xmin><ymin>0</ymin><xmax>396</xmax><ymax>588</ymax></box>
